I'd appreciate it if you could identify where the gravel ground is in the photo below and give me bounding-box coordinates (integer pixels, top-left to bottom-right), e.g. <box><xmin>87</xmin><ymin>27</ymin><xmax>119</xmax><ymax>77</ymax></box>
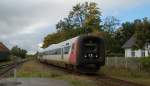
<box><xmin>0</xmin><ymin>78</ymin><xmax>71</xmax><ymax>86</ymax></box>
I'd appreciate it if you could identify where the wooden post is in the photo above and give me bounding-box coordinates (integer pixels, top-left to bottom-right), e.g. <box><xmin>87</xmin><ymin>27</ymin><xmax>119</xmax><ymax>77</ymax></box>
<box><xmin>115</xmin><ymin>57</ymin><xmax>117</xmax><ymax>68</ymax></box>
<box><xmin>14</xmin><ymin>68</ymin><xmax>17</xmax><ymax>79</ymax></box>
<box><xmin>125</xmin><ymin>57</ymin><xmax>128</xmax><ymax>69</ymax></box>
<box><xmin>106</xmin><ymin>57</ymin><xmax>108</xmax><ymax>66</ymax></box>
<box><xmin>13</xmin><ymin>56</ymin><xmax>18</xmax><ymax>82</ymax></box>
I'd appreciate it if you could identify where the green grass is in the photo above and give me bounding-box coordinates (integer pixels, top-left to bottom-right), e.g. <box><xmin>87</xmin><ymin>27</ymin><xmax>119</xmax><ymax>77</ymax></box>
<box><xmin>55</xmin><ymin>75</ymin><xmax>96</xmax><ymax>86</ymax></box>
<box><xmin>100</xmin><ymin>66</ymin><xmax>150</xmax><ymax>86</ymax></box>
<box><xmin>17</xmin><ymin>60</ymin><xmax>150</xmax><ymax>86</ymax></box>
<box><xmin>17</xmin><ymin>71</ymin><xmax>96</xmax><ymax>86</ymax></box>
<box><xmin>17</xmin><ymin>71</ymin><xmax>60</xmax><ymax>78</ymax></box>
<box><xmin>17</xmin><ymin>61</ymin><xmax>96</xmax><ymax>86</ymax></box>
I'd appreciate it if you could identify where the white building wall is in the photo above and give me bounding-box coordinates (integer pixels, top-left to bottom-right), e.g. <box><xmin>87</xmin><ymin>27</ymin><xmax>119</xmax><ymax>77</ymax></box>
<box><xmin>125</xmin><ymin>48</ymin><xmax>149</xmax><ymax>58</ymax></box>
<box><xmin>145</xmin><ymin>50</ymin><xmax>149</xmax><ymax>57</ymax></box>
<box><xmin>125</xmin><ymin>48</ymin><xmax>132</xmax><ymax>57</ymax></box>
<box><xmin>135</xmin><ymin>49</ymin><xmax>142</xmax><ymax>57</ymax></box>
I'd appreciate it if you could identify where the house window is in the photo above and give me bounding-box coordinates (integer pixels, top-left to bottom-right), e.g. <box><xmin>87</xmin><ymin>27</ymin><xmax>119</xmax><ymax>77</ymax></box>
<box><xmin>141</xmin><ymin>50</ymin><xmax>145</xmax><ymax>57</ymax></box>
<box><xmin>146</xmin><ymin>43</ymin><xmax>149</xmax><ymax>49</ymax></box>
<box><xmin>131</xmin><ymin>51</ymin><xmax>135</xmax><ymax>57</ymax></box>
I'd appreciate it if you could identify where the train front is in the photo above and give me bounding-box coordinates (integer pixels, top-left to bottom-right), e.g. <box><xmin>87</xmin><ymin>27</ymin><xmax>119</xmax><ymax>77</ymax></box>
<box><xmin>76</xmin><ymin>35</ymin><xmax>105</xmax><ymax>73</ymax></box>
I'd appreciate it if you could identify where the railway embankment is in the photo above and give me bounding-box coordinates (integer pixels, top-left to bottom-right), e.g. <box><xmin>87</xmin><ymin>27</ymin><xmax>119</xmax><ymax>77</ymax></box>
<box><xmin>0</xmin><ymin>59</ymin><xmax>27</xmax><ymax>78</ymax></box>
<box><xmin>16</xmin><ymin>60</ymin><xmax>150</xmax><ymax>86</ymax></box>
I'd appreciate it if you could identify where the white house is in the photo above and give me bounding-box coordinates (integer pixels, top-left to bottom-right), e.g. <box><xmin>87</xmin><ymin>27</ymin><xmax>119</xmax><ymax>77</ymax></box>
<box><xmin>122</xmin><ymin>36</ymin><xmax>150</xmax><ymax>58</ymax></box>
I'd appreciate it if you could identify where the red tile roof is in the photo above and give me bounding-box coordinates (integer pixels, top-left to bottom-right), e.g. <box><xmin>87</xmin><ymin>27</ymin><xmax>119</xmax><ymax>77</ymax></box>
<box><xmin>0</xmin><ymin>42</ymin><xmax>9</xmax><ymax>52</ymax></box>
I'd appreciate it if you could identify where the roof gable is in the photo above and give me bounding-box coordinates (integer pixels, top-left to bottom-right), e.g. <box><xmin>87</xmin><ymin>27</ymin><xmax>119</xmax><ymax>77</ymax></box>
<box><xmin>122</xmin><ymin>35</ymin><xmax>136</xmax><ymax>48</ymax></box>
<box><xmin>0</xmin><ymin>42</ymin><xmax>9</xmax><ymax>52</ymax></box>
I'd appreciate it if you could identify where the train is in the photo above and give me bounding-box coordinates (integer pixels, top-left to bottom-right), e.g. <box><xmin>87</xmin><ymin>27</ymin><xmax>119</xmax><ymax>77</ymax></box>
<box><xmin>38</xmin><ymin>34</ymin><xmax>105</xmax><ymax>73</ymax></box>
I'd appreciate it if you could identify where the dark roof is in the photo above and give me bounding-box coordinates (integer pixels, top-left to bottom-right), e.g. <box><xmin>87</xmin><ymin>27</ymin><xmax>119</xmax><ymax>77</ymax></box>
<box><xmin>122</xmin><ymin>35</ymin><xmax>136</xmax><ymax>48</ymax></box>
<box><xmin>0</xmin><ymin>42</ymin><xmax>9</xmax><ymax>52</ymax></box>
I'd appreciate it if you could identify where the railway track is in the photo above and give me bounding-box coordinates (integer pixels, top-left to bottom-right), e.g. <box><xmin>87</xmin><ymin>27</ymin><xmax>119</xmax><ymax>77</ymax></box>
<box><xmin>40</xmin><ymin>61</ymin><xmax>147</xmax><ymax>86</ymax></box>
<box><xmin>0</xmin><ymin>60</ymin><xmax>27</xmax><ymax>78</ymax></box>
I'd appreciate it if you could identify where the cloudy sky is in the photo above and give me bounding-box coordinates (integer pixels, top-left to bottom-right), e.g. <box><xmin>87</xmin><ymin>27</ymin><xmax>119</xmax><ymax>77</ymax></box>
<box><xmin>0</xmin><ymin>0</ymin><xmax>150</xmax><ymax>54</ymax></box>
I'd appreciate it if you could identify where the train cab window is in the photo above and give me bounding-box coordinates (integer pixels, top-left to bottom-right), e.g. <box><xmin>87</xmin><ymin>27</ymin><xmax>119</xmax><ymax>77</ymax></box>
<box><xmin>84</xmin><ymin>43</ymin><xmax>97</xmax><ymax>52</ymax></box>
<box><xmin>64</xmin><ymin>46</ymin><xmax>71</xmax><ymax>54</ymax></box>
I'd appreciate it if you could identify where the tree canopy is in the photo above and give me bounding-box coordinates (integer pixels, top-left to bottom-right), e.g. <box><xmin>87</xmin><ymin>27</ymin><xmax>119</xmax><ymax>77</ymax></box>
<box><xmin>134</xmin><ymin>18</ymin><xmax>150</xmax><ymax>55</ymax></box>
<box><xmin>42</xmin><ymin>2</ymin><xmax>150</xmax><ymax>56</ymax></box>
<box><xmin>42</xmin><ymin>2</ymin><xmax>102</xmax><ymax>48</ymax></box>
<box><xmin>11</xmin><ymin>46</ymin><xmax>27</xmax><ymax>59</ymax></box>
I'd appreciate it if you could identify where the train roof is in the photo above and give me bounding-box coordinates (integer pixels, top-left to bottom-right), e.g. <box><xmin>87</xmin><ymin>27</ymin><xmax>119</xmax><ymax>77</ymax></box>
<box><xmin>40</xmin><ymin>34</ymin><xmax>103</xmax><ymax>53</ymax></box>
<box><xmin>59</xmin><ymin>36</ymin><xmax>79</xmax><ymax>46</ymax></box>
<box><xmin>43</xmin><ymin>36</ymin><xmax>79</xmax><ymax>51</ymax></box>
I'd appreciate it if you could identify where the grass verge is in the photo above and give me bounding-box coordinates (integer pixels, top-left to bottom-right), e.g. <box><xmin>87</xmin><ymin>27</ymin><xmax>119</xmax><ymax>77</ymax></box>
<box><xmin>17</xmin><ymin>60</ymin><xmax>96</xmax><ymax>86</ymax></box>
<box><xmin>100</xmin><ymin>66</ymin><xmax>150</xmax><ymax>86</ymax></box>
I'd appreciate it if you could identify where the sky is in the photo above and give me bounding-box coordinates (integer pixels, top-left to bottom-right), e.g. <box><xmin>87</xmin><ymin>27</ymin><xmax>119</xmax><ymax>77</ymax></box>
<box><xmin>0</xmin><ymin>0</ymin><xmax>150</xmax><ymax>54</ymax></box>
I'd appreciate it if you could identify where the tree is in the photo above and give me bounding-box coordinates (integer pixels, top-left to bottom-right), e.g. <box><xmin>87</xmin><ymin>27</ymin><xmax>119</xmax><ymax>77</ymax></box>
<box><xmin>68</xmin><ymin>2</ymin><xmax>101</xmax><ymax>32</ymax></box>
<box><xmin>43</xmin><ymin>2</ymin><xmax>102</xmax><ymax>48</ymax></box>
<box><xmin>115</xmin><ymin>22</ymin><xmax>135</xmax><ymax>46</ymax></box>
<box><xmin>11</xmin><ymin>46</ymin><xmax>27</xmax><ymax>59</ymax></box>
<box><xmin>102</xmin><ymin>16</ymin><xmax>120</xmax><ymax>33</ymax></box>
<box><xmin>56</xmin><ymin>2</ymin><xmax>101</xmax><ymax>32</ymax></box>
<box><xmin>134</xmin><ymin>17</ymin><xmax>150</xmax><ymax>55</ymax></box>
<box><xmin>101</xmin><ymin>16</ymin><xmax>121</xmax><ymax>55</ymax></box>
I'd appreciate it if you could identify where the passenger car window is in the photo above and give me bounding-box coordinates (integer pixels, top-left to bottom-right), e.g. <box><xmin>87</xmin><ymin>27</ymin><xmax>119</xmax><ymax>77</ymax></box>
<box><xmin>64</xmin><ymin>46</ymin><xmax>71</xmax><ymax>54</ymax></box>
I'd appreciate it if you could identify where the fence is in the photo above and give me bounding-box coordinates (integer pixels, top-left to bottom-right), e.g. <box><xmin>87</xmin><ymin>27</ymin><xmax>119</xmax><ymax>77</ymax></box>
<box><xmin>106</xmin><ymin>57</ymin><xmax>142</xmax><ymax>71</ymax></box>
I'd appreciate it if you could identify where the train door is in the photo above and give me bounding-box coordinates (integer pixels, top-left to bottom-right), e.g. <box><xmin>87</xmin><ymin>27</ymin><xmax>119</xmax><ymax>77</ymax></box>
<box><xmin>61</xmin><ymin>47</ymin><xmax>64</xmax><ymax>59</ymax></box>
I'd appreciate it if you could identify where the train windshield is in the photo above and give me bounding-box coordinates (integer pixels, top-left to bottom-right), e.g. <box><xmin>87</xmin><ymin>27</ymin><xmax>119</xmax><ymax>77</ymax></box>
<box><xmin>84</xmin><ymin>43</ymin><xmax>97</xmax><ymax>52</ymax></box>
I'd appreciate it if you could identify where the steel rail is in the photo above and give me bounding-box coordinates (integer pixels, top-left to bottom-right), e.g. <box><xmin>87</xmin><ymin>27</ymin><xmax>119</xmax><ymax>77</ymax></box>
<box><xmin>0</xmin><ymin>60</ymin><xmax>27</xmax><ymax>78</ymax></box>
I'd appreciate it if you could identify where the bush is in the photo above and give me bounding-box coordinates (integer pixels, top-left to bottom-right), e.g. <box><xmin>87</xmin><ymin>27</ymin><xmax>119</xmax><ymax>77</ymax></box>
<box><xmin>140</xmin><ymin>57</ymin><xmax>150</xmax><ymax>72</ymax></box>
<box><xmin>11</xmin><ymin>46</ymin><xmax>27</xmax><ymax>59</ymax></box>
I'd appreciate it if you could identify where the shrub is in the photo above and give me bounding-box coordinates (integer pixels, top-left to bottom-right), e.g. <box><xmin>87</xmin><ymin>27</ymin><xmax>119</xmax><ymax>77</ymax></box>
<box><xmin>140</xmin><ymin>57</ymin><xmax>150</xmax><ymax>72</ymax></box>
<box><xmin>11</xmin><ymin>46</ymin><xmax>27</xmax><ymax>59</ymax></box>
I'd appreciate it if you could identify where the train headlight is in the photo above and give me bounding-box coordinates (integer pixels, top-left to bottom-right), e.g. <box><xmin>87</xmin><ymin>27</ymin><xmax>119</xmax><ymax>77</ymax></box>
<box><xmin>96</xmin><ymin>55</ymin><xmax>98</xmax><ymax>58</ymax></box>
<box><xmin>84</xmin><ymin>55</ymin><xmax>87</xmax><ymax>58</ymax></box>
<box><xmin>88</xmin><ymin>54</ymin><xmax>92</xmax><ymax>57</ymax></box>
<box><xmin>91</xmin><ymin>54</ymin><xmax>93</xmax><ymax>57</ymax></box>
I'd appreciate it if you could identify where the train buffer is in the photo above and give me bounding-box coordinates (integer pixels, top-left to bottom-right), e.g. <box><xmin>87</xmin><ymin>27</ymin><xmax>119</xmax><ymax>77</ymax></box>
<box><xmin>0</xmin><ymin>78</ymin><xmax>71</xmax><ymax>86</ymax></box>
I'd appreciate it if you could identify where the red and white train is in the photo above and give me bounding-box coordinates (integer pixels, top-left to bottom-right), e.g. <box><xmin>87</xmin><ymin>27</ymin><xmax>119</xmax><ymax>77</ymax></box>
<box><xmin>38</xmin><ymin>35</ymin><xmax>105</xmax><ymax>73</ymax></box>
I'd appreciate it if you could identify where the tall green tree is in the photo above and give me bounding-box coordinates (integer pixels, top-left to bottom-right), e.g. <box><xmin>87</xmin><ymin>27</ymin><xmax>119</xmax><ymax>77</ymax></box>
<box><xmin>134</xmin><ymin>17</ymin><xmax>150</xmax><ymax>55</ymax></box>
<box><xmin>102</xmin><ymin>16</ymin><xmax>120</xmax><ymax>33</ymax></box>
<box><xmin>115</xmin><ymin>22</ymin><xmax>135</xmax><ymax>45</ymax></box>
<box><xmin>101</xmin><ymin>16</ymin><xmax>121</xmax><ymax>55</ymax></box>
<box><xmin>43</xmin><ymin>2</ymin><xmax>102</xmax><ymax>48</ymax></box>
<box><xmin>56</xmin><ymin>2</ymin><xmax>101</xmax><ymax>32</ymax></box>
<box><xmin>11</xmin><ymin>46</ymin><xmax>27</xmax><ymax>59</ymax></box>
